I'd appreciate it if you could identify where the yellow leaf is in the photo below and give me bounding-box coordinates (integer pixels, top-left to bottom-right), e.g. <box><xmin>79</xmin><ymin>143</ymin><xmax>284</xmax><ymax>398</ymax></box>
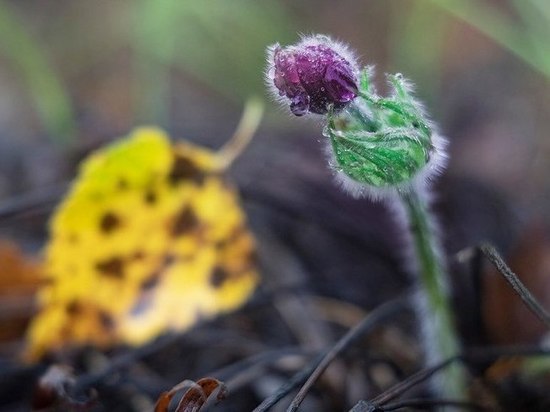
<box><xmin>25</xmin><ymin>127</ymin><xmax>259</xmax><ymax>361</ymax></box>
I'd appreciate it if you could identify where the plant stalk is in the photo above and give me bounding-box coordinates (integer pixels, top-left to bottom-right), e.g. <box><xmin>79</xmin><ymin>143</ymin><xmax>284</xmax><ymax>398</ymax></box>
<box><xmin>399</xmin><ymin>188</ymin><xmax>465</xmax><ymax>399</ymax></box>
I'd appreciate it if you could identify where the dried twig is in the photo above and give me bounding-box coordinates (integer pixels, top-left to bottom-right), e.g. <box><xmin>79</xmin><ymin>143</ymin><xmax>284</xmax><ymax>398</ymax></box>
<box><xmin>253</xmin><ymin>297</ymin><xmax>409</xmax><ymax>412</ymax></box>
<box><xmin>351</xmin><ymin>345</ymin><xmax>550</xmax><ymax>411</ymax></box>
<box><xmin>285</xmin><ymin>296</ymin><xmax>411</xmax><ymax>412</ymax></box>
<box><xmin>154</xmin><ymin>377</ymin><xmax>227</xmax><ymax>412</ymax></box>
<box><xmin>368</xmin><ymin>356</ymin><xmax>457</xmax><ymax>407</ymax></box>
<box><xmin>479</xmin><ymin>243</ymin><xmax>550</xmax><ymax>330</ymax></box>
<box><xmin>252</xmin><ymin>352</ymin><xmax>325</xmax><ymax>412</ymax></box>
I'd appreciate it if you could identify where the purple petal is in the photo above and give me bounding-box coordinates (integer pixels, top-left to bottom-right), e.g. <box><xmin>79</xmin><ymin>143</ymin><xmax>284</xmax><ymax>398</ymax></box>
<box><xmin>269</xmin><ymin>36</ymin><xmax>358</xmax><ymax>116</ymax></box>
<box><xmin>324</xmin><ymin>63</ymin><xmax>358</xmax><ymax>103</ymax></box>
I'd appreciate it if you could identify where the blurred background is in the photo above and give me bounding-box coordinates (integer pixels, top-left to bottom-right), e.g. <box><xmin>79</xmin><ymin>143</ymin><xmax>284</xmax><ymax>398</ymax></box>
<box><xmin>1</xmin><ymin>0</ymin><xmax>550</xmax><ymax>410</ymax></box>
<box><xmin>0</xmin><ymin>0</ymin><xmax>548</xmax><ymax>203</ymax></box>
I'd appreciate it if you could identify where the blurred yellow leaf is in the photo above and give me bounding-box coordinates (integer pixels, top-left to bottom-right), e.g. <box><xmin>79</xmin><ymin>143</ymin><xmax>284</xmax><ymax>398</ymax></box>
<box><xmin>25</xmin><ymin>127</ymin><xmax>258</xmax><ymax>361</ymax></box>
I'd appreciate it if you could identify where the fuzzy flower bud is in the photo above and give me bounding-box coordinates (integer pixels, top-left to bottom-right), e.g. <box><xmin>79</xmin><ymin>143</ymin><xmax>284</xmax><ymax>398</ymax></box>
<box><xmin>267</xmin><ymin>35</ymin><xmax>358</xmax><ymax>116</ymax></box>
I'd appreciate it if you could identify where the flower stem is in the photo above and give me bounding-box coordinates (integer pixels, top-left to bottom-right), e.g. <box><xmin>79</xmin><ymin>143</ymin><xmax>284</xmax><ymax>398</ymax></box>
<box><xmin>399</xmin><ymin>188</ymin><xmax>466</xmax><ymax>398</ymax></box>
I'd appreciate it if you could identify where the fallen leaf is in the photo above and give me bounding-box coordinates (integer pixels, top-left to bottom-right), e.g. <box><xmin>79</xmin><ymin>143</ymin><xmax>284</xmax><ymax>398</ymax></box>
<box><xmin>0</xmin><ymin>240</ymin><xmax>42</xmax><ymax>344</ymax></box>
<box><xmin>25</xmin><ymin>127</ymin><xmax>258</xmax><ymax>361</ymax></box>
<box><xmin>154</xmin><ymin>377</ymin><xmax>227</xmax><ymax>412</ymax></box>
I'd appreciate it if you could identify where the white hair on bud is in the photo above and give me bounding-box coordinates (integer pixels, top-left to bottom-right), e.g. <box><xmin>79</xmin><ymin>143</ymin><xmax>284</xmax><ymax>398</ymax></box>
<box><xmin>324</xmin><ymin>130</ymin><xmax>448</xmax><ymax>203</ymax></box>
<box><xmin>386</xmin><ymin>72</ymin><xmax>449</xmax><ymax>185</ymax></box>
<box><xmin>265</xmin><ymin>34</ymin><xmax>460</xmax><ymax>394</ymax></box>
<box><xmin>324</xmin><ymin>141</ymin><xmax>402</xmax><ymax>201</ymax></box>
<box><xmin>298</xmin><ymin>33</ymin><xmax>360</xmax><ymax>75</ymax></box>
<box><xmin>323</xmin><ymin>69</ymin><xmax>449</xmax><ymax>202</ymax></box>
<box><xmin>264</xmin><ymin>42</ymin><xmax>291</xmax><ymax>114</ymax></box>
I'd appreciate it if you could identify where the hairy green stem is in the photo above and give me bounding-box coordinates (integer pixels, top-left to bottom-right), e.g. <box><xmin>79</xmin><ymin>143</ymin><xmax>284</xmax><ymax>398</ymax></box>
<box><xmin>399</xmin><ymin>188</ymin><xmax>465</xmax><ymax>398</ymax></box>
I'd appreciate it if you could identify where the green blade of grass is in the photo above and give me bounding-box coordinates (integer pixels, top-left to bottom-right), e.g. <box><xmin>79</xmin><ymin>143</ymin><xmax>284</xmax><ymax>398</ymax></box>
<box><xmin>510</xmin><ymin>0</ymin><xmax>550</xmax><ymax>70</ymax></box>
<box><xmin>389</xmin><ymin>1</ymin><xmax>449</xmax><ymax>102</ymax></box>
<box><xmin>0</xmin><ymin>1</ymin><xmax>75</xmax><ymax>146</ymax></box>
<box><xmin>133</xmin><ymin>0</ymin><xmax>181</xmax><ymax>125</ymax></box>
<box><xmin>424</xmin><ymin>0</ymin><xmax>550</xmax><ymax>79</ymax></box>
<box><xmin>132</xmin><ymin>0</ymin><xmax>295</xmax><ymax>108</ymax></box>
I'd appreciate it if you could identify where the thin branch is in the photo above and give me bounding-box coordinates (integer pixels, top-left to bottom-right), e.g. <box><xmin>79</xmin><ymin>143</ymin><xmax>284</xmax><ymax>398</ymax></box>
<box><xmin>285</xmin><ymin>296</ymin><xmax>411</xmax><ymax>412</ymax></box>
<box><xmin>252</xmin><ymin>352</ymin><xmax>325</xmax><ymax>412</ymax></box>
<box><xmin>369</xmin><ymin>356</ymin><xmax>457</xmax><ymax>406</ymax></box>
<box><xmin>351</xmin><ymin>345</ymin><xmax>550</xmax><ymax>411</ymax></box>
<box><xmin>349</xmin><ymin>400</ymin><xmax>378</xmax><ymax>412</ymax></box>
<box><xmin>479</xmin><ymin>243</ymin><xmax>550</xmax><ymax>330</ymax></box>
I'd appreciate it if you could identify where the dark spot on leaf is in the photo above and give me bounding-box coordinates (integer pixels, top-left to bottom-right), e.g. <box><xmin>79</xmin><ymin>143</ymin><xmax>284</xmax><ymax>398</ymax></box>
<box><xmin>171</xmin><ymin>207</ymin><xmax>199</xmax><ymax>237</ymax></box>
<box><xmin>66</xmin><ymin>301</ymin><xmax>81</xmax><ymax>315</ymax></box>
<box><xmin>210</xmin><ymin>266</ymin><xmax>230</xmax><ymax>288</ymax></box>
<box><xmin>217</xmin><ymin>227</ymin><xmax>246</xmax><ymax>250</ymax></box>
<box><xmin>412</xmin><ymin>121</ymin><xmax>420</xmax><ymax>128</ymax></box>
<box><xmin>100</xmin><ymin>212</ymin><xmax>120</xmax><ymax>234</ymax></box>
<box><xmin>144</xmin><ymin>190</ymin><xmax>157</xmax><ymax>205</ymax></box>
<box><xmin>95</xmin><ymin>257</ymin><xmax>125</xmax><ymax>278</ymax></box>
<box><xmin>67</xmin><ymin>233</ymin><xmax>79</xmax><ymax>244</ymax></box>
<box><xmin>162</xmin><ymin>254</ymin><xmax>176</xmax><ymax>267</ymax></box>
<box><xmin>140</xmin><ymin>273</ymin><xmax>161</xmax><ymax>291</ymax></box>
<box><xmin>117</xmin><ymin>179</ymin><xmax>128</xmax><ymax>190</ymax></box>
<box><xmin>98</xmin><ymin>311</ymin><xmax>115</xmax><ymax>330</ymax></box>
<box><xmin>40</xmin><ymin>276</ymin><xmax>55</xmax><ymax>287</ymax></box>
<box><xmin>139</xmin><ymin>255</ymin><xmax>175</xmax><ymax>291</ymax></box>
<box><xmin>59</xmin><ymin>325</ymin><xmax>71</xmax><ymax>341</ymax></box>
<box><xmin>132</xmin><ymin>250</ymin><xmax>145</xmax><ymax>261</ymax></box>
<box><xmin>168</xmin><ymin>155</ymin><xmax>204</xmax><ymax>185</ymax></box>
<box><xmin>215</xmin><ymin>239</ymin><xmax>228</xmax><ymax>250</ymax></box>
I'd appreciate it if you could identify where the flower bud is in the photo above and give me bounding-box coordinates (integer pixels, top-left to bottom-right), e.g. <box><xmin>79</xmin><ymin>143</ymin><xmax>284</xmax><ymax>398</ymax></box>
<box><xmin>267</xmin><ymin>35</ymin><xmax>358</xmax><ymax>116</ymax></box>
<box><xmin>325</xmin><ymin>73</ymin><xmax>447</xmax><ymax>199</ymax></box>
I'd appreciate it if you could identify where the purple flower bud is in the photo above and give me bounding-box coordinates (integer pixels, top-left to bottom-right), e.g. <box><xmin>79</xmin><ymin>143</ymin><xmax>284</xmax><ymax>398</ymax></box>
<box><xmin>267</xmin><ymin>35</ymin><xmax>359</xmax><ymax>116</ymax></box>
